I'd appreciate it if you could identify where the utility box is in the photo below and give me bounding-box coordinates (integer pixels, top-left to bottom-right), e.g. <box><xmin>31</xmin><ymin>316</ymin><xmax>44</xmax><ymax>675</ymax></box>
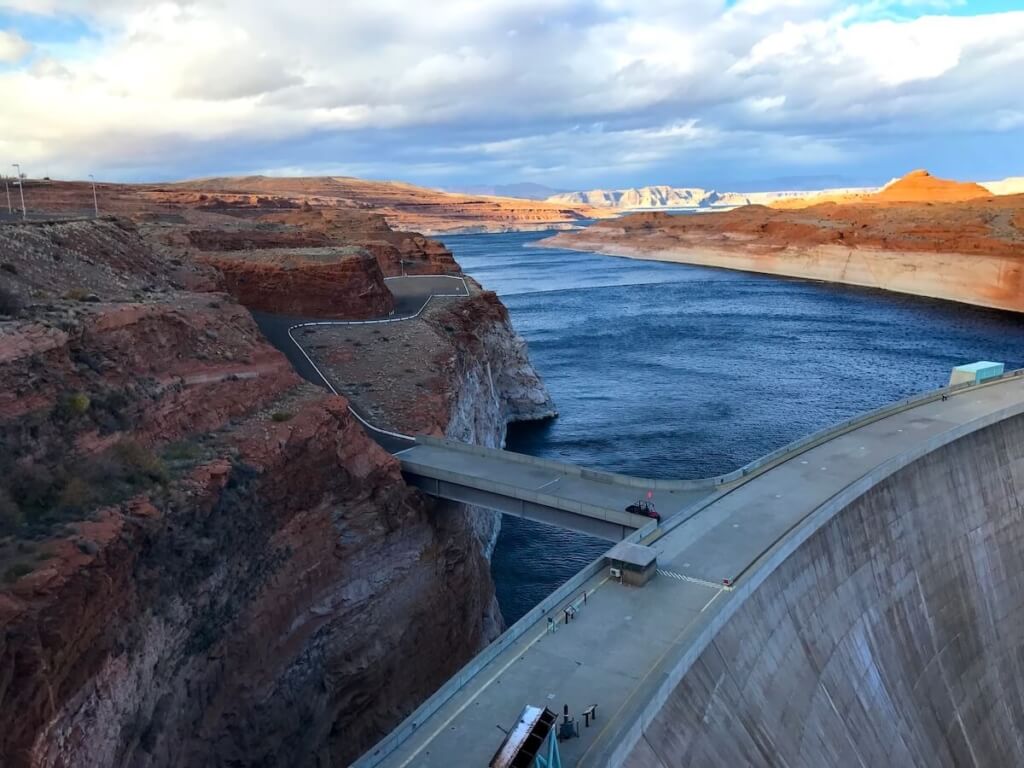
<box><xmin>949</xmin><ymin>361</ymin><xmax>1005</xmax><ymax>387</ymax></box>
<box><xmin>606</xmin><ymin>542</ymin><xmax>658</xmax><ymax>587</ymax></box>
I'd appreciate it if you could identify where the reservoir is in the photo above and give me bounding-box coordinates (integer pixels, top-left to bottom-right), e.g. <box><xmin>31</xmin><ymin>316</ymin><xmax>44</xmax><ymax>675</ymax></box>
<box><xmin>446</xmin><ymin>229</ymin><xmax>1024</xmax><ymax>623</ymax></box>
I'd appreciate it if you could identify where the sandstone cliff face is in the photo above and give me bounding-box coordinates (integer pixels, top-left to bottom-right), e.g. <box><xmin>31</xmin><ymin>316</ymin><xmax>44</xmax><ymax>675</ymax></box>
<box><xmin>0</xmin><ymin>220</ymin><xmax>505</xmax><ymax>767</ymax></box>
<box><xmin>542</xmin><ymin>193</ymin><xmax>1024</xmax><ymax>313</ymax></box>
<box><xmin>200</xmin><ymin>248</ymin><xmax>395</xmax><ymax>319</ymax></box>
<box><xmin>426</xmin><ymin>291</ymin><xmax>557</xmax><ymax>559</ymax></box>
<box><xmin>428</xmin><ymin>291</ymin><xmax>558</xmax><ymax>446</ymax></box>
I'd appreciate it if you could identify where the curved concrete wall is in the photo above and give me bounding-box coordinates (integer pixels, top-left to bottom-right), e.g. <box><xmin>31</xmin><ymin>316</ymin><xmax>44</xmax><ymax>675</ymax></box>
<box><xmin>626</xmin><ymin>411</ymin><xmax>1024</xmax><ymax>767</ymax></box>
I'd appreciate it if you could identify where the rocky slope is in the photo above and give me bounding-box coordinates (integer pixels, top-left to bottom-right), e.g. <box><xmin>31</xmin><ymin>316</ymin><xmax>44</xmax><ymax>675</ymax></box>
<box><xmin>540</xmin><ymin>181</ymin><xmax>1024</xmax><ymax>312</ymax></box>
<box><xmin>0</xmin><ymin>216</ymin><xmax>538</xmax><ymax>766</ymax></box>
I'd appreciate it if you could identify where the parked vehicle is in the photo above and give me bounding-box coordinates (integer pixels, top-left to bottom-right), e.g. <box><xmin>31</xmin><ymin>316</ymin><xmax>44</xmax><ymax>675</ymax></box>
<box><xmin>625</xmin><ymin>498</ymin><xmax>660</xmax><ymax>522</ymax></box>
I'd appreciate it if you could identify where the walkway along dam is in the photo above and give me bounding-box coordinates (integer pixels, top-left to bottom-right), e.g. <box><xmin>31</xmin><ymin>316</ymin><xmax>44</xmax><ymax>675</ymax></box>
<box><xmin>256</xmin><ymin>277</ymin><xmax>1024</xmax><ymax>767</ymax></box>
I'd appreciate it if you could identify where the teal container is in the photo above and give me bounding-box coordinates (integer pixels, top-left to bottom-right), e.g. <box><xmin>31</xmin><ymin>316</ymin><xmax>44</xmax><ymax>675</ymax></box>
<box><xmin>949</xmin><ymin>361</ymin><xmax>1005</xmax><ymax>386</ymax></box>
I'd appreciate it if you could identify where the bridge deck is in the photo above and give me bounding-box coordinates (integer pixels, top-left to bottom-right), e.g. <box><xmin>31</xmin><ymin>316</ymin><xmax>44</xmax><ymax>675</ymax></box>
<box><xmin>366</xmin><ymin>375</ymin><xmax>1024</xmax><ymax>768</ymax></box>
<box><xmin>397</xmin><ymin>442</ymin><xmax>711</xmax><ymax>539</ymax></box>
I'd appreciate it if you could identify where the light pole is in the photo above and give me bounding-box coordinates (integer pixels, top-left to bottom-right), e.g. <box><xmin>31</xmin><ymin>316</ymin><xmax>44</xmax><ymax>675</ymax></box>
<box><xmin>3</xmin><ymin>175</ymin><xmax>10</xmax><ymax>215</ymax></box>
<box><xmin>12</xmin><ymin>164</ymin><xmax>25</xmax><ymax>220</ymax></box>
<box><xmin>88</xmin><ymin>174</ymin><xmax>99</xmax><ymax>217</ymax></box>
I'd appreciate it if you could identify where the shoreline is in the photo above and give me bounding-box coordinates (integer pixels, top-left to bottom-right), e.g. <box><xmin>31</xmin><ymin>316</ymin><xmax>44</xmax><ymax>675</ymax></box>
<box><xmin>536</xmin><ymin>234</ymin><xmax>1024</xmax><ymax>314</ymax></box>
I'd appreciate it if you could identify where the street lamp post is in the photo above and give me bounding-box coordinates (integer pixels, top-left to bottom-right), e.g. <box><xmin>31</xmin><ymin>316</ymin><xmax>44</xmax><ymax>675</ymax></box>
<box><xmin>12</xmin><ymin>164</ymin><xmax>26</xmax><ymax>220</ymax></box>
<box><xmin>3</xmin><ymin>175</ymin><xmax>10</xmax><ymax>215</ymax></box>
<box><xmin>88</xmin><ymin>174</ymin><xmax>99</xmax><ymax>217</ymax></box>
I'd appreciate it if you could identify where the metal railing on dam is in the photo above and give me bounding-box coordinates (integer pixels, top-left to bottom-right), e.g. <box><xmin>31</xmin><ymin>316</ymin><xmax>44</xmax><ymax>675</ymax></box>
<box><xmin>354</xmin><ymin>368</ymin><xmax>1024</xmax><ymax>768</ymax></box>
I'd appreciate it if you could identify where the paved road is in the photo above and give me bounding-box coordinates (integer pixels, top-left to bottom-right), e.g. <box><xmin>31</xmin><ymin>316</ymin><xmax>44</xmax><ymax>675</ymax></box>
<box><xmin>365</xmin><ymin>374</ymin><xmax>1024</xmax><ymax>768</ymax></box>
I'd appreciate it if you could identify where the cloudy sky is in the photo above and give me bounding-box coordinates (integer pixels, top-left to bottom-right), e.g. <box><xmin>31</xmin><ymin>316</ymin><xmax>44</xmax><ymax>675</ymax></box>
<box><xmin>0</xmin><ymin>0</ymin><xmax>1022</xmax><ymax>191</ymax></box>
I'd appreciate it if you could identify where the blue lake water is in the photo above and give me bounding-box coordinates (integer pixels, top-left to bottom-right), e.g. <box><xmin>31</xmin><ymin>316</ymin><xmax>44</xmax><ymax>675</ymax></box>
<box><xmin>445</xmin><ymin>229</ymin><xmax>1024</xmax><ymax>624</ymax></box>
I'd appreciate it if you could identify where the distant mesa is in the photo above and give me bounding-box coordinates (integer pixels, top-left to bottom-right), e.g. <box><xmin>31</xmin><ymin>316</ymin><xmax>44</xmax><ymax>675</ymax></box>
<box><xmin>547</xmin><ymin>185</ymin><xmax>751</xmax><ymax>209</ymax></box>
<box><xmin>875</xmin><ymin>169</ymin><xmax>991</xmax><ymax>203</ymax></box>
<box><xmin>547</xmin><ymin>184</ymin><xmax>878</xmax><ymax>210</ymax></box>
<box><xmin>548</xmin><ymin>171</ymin><xmax>1022</xmax><ymax>211</ymax></box>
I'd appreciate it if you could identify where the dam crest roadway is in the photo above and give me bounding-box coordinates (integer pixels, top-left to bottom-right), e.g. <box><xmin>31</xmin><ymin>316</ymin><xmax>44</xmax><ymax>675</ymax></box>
<box><xmin>254</xmin><ymin>276</ymin><xmax>1024</xmax><ymax>767</ymax></box>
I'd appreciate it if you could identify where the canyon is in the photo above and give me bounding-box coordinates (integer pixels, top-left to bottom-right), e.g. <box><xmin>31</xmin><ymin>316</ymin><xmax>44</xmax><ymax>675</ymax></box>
<box><xmin>540</xmin><ymin>171</ymin><xmax>1024</xmax><ymax>313</ymax></box>
<box><xmin>0</xmin><ymin>187</ymin><xmax>554</xmax><ymax>766</ymax></box>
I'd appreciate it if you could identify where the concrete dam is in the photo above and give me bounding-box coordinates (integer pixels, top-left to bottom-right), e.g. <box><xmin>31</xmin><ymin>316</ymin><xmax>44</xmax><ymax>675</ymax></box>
<box><xmin>626</xmin><ymin>404</ymin><xmax>1024</xmax><ymax>767</ymax></box>
<box><xmin>353</xmin><ymin>369</ymin><xmax>1024</xmax><ymax>768</ymax></box>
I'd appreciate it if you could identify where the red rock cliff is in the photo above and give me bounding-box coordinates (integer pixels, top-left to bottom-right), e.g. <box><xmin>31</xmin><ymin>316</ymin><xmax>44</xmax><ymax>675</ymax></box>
<box><xmin>0</xmin><ymin>219</ymin><xmax>502</xmax><ymax>766</ymax></box>
<box><xmin>200</xmin><ymin>248</ymin><xmax>395</xmax><ymax>319</ymax></box>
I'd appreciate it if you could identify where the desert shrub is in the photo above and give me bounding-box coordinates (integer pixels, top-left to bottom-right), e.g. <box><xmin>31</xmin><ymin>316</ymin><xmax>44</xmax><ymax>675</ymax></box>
<box><xmin>67</xmin><ymin>392</ymin><xmax>91</xmax><ymax>416</ymax></box>
<box><xmin>3</xmin><ymin>563</ymin><xmax>33</xmax><ymax>584</ymax></box>
<box><xmin>0</xmin><ymin>286</ymin><xmax>23</xmax><ymax>316</ymax></box>
<box><xmin>0</xmin><ymin>489</ymin><xmax>23</xmax><ymax>535</ymax></box>
<box><xmin>163</xmin><ymin>441</ymin><xmax>201</xmax><ymax>462</ymax></box>
<box><xmin>9</xmin><ymin>463</ymin><xmax>59</xmax><ymax>523</ymax></box>
<box><xmin>58</xmin><ymin>476</ymin><xmax>95</xmax><ymax>514</ymax></box>
<box><xmin>64</xmin><ymin>287</ymin><xmax>89</xmax><ymax>301</ymax></box>
<box><xmin>271</xmin><ymin>411</ymin><xmax>293</xmax><ymax>423</ymax></box>
<box><xmin>108</xmin><ymin>440</ymin><xmax>168</xmax><ymax>487</ymax></box>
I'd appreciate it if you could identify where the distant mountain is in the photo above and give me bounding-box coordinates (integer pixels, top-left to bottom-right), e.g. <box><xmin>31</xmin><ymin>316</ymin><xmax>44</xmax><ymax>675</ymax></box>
<box><xmin>547</xmin><ymin>184</ymin><xmax>884</xmax><ymax>209</ymax></box>
<box><xmin>546</xmin><ymin>175</ymin><xmax>1022</xmax><ymax>210</ymax></box>
<box><xmin>443</xmin><ymin>182</ymin><xmax>565</xmax><ymax>200</ymax></box>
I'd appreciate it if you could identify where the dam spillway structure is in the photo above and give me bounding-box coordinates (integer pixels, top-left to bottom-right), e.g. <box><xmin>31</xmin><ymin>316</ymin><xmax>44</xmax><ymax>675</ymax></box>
<box><xmin>359</xmin><ymin>368</ymin><xmax>1024</xmax><ymax>768</ymax></box>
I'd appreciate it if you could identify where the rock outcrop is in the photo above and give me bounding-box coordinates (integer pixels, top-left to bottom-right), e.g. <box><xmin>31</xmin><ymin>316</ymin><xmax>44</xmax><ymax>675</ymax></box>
<box><xmin>874</xmin><ymin>169</ymin><xmax>991</xmax><ymax>203</ymax></box>
<box><xmin>0</xmin><ymin>218</ymin><xmax>510</xmax><ymax>767</ymax></box>
<box><xmin>199</xmin><ymin>248</ymin><xmax>395</xmax><ymax>319</ymax></box>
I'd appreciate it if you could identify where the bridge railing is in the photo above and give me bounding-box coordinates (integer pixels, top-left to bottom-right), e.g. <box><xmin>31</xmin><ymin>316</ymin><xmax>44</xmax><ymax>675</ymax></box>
<box><xmin>351</xmin><ymin>518</ymin><xmax>658</xmax><ymax>768</ymax></box>
<box><xmin>413</xmin><ymin>434</ymin><xmax>717</xmax><ymax>491</ymax></box>
<box><xmin>401</xmin><ymin>449</ymin><xmax>654</xmax><ymax>529</ymax></box>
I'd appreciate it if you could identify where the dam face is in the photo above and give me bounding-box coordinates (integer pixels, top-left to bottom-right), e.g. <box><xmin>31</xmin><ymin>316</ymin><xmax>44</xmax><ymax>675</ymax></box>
<box><xmin>627</xmin><ymin>413</ymin><xmax>1024</xmax><ymax>767</ymax></box>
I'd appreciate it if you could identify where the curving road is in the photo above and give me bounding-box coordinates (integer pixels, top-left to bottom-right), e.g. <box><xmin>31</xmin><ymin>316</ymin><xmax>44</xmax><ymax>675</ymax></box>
<box><xmin>250</xmin><ymin>274</ymin><xmax>468</xmax><ymax>452</ymax></box>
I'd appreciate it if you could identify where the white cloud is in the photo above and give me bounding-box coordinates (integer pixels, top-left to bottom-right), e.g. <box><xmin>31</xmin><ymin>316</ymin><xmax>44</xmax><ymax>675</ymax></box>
<box><xmin>0</xmin><ymin>29</ymin><xmax>32</xmax><ymax>62</ymax></box>
<box><xmin>0</xmin><ymin>0</ymin><xmax>1020</xmax><ymax>182</ymax></box>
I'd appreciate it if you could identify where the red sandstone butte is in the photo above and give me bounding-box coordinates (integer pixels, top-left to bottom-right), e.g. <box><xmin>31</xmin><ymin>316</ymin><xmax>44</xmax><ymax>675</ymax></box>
<box><xmin>199</xmin><ymin>248</ymin><xmax>395</xmax><ymax>319</ymax></box>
